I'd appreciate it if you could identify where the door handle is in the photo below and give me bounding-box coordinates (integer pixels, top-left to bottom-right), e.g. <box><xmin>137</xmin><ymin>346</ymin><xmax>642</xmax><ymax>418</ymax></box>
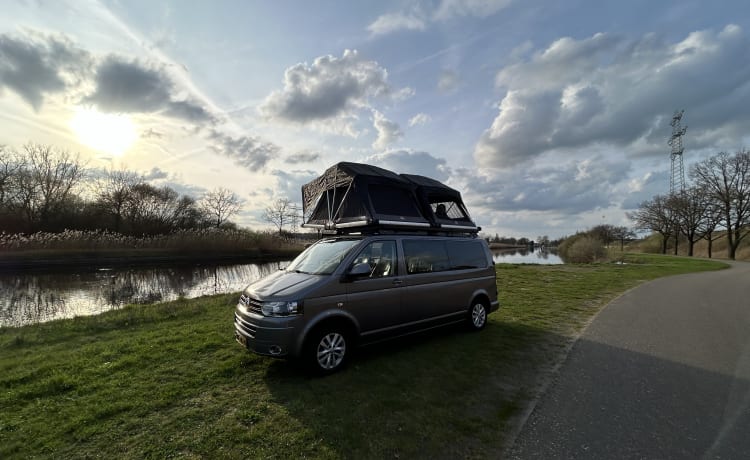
<box><xmin>392</xmin><ymin>279</ymin><xmax>404</xmax><ymax>285</ymax></box>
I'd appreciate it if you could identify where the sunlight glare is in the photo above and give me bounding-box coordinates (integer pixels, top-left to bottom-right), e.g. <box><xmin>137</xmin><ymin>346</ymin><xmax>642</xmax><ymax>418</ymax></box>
<box><xmin>70</xmin><ymin>107</ymin><xmax>137</xmax><ymax>156</ymax></box>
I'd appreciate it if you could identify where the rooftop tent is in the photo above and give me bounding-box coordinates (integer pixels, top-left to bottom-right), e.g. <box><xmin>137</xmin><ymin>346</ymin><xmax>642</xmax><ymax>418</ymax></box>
<box><xmin>401</xmin><ymin>174</ymin><xmax>478</xmax><ymax>231</ymax></box>
<box><xmin>302</xmin><ymin>162</ymin><xmax>431</xmax><ymax>231</ymax></box>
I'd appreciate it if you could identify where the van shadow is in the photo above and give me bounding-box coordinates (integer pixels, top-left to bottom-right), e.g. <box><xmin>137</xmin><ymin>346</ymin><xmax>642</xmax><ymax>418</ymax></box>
<box><xmin>258</xmin><ymin>321</ymin><xmax>750</xmax><ymax>459</ymax></box>
<box><xmin>260</xmin><ymin>320</ymin><xmax>574</xmax><ymax>458</ymax></box>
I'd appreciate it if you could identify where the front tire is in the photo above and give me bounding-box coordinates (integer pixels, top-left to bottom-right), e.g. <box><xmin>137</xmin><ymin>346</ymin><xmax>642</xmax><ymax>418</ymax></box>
<box><xmin>305</xmin><ymin>327</ymin><xmax>351</xmax><ymax>375</ymax></box>
<box><xmin>467</xmin><ymin>300</ymin><xmax>488</xmax><ymax>331</ymax></box>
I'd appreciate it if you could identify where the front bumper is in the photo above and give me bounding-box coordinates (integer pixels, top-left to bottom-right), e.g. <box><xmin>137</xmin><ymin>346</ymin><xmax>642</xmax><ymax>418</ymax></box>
<box><xmin>234</xmin><ymin>304</ymin><xmax>299</xmax><ymax>358</ymax></box>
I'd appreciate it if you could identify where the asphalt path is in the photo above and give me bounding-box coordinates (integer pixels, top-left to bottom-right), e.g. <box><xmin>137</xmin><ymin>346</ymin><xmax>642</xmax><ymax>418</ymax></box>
<box><xmin>509</xmin><ymin>260</ymin><xmax>750</xmax><ymax>459</ymax></box>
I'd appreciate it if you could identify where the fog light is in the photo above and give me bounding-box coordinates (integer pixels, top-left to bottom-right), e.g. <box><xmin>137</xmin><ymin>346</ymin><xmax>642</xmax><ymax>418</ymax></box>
<box><xmin>269</xmin><ymin>346</ymin><xmax>282</xmax><ymax>355</ymax></box>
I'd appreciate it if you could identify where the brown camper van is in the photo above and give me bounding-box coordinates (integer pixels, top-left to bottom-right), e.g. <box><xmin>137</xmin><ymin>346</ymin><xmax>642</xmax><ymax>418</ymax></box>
<box><xmin>234</xmin><ymin>162</ymin><xmax>499</xmax><ymax>373</ymax></box>
<box><xmin>234</xmin><ymin>233</ymin><xmax>499</xmax><ymax>373</ymax></box>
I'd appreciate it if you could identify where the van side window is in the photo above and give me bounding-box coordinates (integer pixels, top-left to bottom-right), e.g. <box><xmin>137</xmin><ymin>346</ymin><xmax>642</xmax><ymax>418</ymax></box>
<box><xmin>351</xmin><ymin>241</ymin><xmax>397</xmax><ymax>278</ymax></box>
<box><xmin>446</xmin><ymin>240</ymin><xmax>488</xmax><ymax>269</ymax></box>
<box><xmin>403</xmin><ymin>240</ymin><xmax>450</xmax><ymax>274</ymax></box>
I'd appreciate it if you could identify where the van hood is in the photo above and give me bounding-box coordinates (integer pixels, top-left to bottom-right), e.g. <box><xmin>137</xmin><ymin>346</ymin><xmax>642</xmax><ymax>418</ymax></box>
<box><xmin>246</xmin><ymin>270</ymin><xmax>323</xmax><ymax>298</ymax></box>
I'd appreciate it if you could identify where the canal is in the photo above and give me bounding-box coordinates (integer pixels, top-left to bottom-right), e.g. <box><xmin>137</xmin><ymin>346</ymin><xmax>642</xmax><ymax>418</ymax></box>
<box><xmin>1</xmin><ymin>248</ymin><xmax>561</xmax><ymax>327</ymax></box>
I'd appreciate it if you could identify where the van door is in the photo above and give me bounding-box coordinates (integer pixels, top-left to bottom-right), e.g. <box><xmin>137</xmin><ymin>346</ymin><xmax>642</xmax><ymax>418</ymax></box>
<box><xmin>400</xmin><ymin>239</ymin><xmax>466</xmax><ymax>323</ymax></box>
<box><xmin>344</xmin><ymin>240</ymin><xmax>405</xmax><ymax>335</ymax></box>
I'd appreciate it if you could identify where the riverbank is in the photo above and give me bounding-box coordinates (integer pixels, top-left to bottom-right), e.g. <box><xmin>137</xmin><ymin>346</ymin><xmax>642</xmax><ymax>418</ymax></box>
<box><xmin>0</xmin><ymin>247</ymin><xmax>302</xmax><ymax>272</ymax></box>
<box><xmin>0</xmin><ymin>254</ymin><xmax>727</xmax><ymax>458</ymax></box>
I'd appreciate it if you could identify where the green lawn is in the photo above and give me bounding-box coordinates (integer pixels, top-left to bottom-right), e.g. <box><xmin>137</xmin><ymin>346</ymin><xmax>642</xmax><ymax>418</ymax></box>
<box><xmin>0</xmin><ymin>254</ymin><xmax>727</xmax><ymax>458</ymax></box>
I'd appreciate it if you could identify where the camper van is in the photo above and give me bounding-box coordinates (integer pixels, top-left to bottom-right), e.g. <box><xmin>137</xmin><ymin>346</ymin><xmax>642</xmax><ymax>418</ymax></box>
<box><xmin>234</xmin><ymin>233</ymin><xmax>499</xmax><ymax>373</ymax></box>
<box><xmin>234</xmin><ymin>162</ymin><xmax>499</xmax><ymax>373</ymax></box>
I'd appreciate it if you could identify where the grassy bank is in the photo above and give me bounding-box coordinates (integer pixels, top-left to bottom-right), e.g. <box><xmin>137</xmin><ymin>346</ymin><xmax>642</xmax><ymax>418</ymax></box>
<box><xmin>0</xmin><ymin>254</ymin><xmax>727</xmax><ymax>458</ymax></box>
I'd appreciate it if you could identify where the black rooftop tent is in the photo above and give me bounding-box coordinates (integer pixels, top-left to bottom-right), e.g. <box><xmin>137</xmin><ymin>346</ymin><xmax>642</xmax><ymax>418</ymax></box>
<box><xmin>301</xmin><ymin>162</ymin><xmax>478</xmax><ymax>234</ymax></box>
<box><xmin>401</xmin><ymin>174</ymin><xmax>477</xmax><ymax>232</ymax></box>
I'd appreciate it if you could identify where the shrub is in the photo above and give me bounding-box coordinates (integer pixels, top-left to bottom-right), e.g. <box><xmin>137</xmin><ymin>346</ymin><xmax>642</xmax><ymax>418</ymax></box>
<box><xmin>559</xmin><ymin>234</ymin><xmax>607</xmax><ymax>264</ymax></box>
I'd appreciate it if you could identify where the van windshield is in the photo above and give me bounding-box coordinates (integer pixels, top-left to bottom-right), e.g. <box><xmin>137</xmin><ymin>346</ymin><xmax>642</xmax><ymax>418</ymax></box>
<box><xmin>286</xmin><ymin>238</ymin><xmax>361</xmax><ymax>275</ymax></box>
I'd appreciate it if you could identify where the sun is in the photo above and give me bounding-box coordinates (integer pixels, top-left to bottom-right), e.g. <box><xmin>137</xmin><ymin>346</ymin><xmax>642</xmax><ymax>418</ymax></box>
<box><xmin>70</xmin><ymin>107</ymin><xmax>137</xmax><ymax>156</ymax></box>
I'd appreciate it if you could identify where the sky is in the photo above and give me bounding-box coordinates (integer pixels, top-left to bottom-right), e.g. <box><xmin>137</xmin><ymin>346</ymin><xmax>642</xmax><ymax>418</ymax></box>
<box><xmin>2</xmin><ymin>0</ymin><xmax>750</xmax><ymax>239</ymax></box>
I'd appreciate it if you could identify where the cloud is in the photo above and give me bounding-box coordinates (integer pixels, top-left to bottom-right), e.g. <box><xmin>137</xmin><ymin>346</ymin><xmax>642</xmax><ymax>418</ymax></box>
<box><xmin>437</xmin><ymin>70</ymin><xmax>460</xmax><ymax>92</ymax></box>
<box><xmin>372</xmin><ymin>110</ymin><xmax>403</xmax><ymax>150</ymax></box>
<box><xmin>367</xmin><ymin>12</ymin><xmax>426</xmax><ymax>36</ymax></box>
<box><xmin>270</xmin><ymin>169</ymin><xmax>318</xmax><ymax>205</ymax></box>
<box><xmin>408</xmin><ymin>113</ymin><xmax>432</xmax><ymax>127</ymax></box>
<box><xmin>433</xmin><ymin>0</ymin><xmax>513</xmax><ymax>20</ymax></box>
<box><xmin>260</xmin><ymin>50</ymin><xmax>391</xmax><ymax>123</ymax></box>
<box><xmin>369</xmin><ymin>0</ymin><xmax>512</xmax><ymax>36</ymax></box>
<box><xmin>285</xmin><ymin>151</ymin><xmax>321</xmax><ymax>164</ymax></box>
<box><xmin>365</xmin><ymin>149</ymin><xmax>450</xmax><ymax>181</ymax></box>
<box><xmin>475</xmin><ymin>25</ymin><xmax>750</xmax><ymax>168</ymax></box>
<box><xmin>207</xmin><ymin>130</ymin><xmax>279</xmax><ymax>171</ymax></box>
<box><xmin>142</xmin><ymin>166</ymin><xmax>168</xmax><ymax>180</ymax></box>
<box><xmin>453</xmin><ymin>156</ymin><xmax>631</xmax><ymax>214</ymax></box>
<box><xmin>86</xmin><ymin>56</ymin><xmax>213</xmax><ymax>122</ymax></box>
<box><xmin>0</xmin><ymin>30</ymin><xmax>91</xmax><ymax>110</ymax></box>
<box><xmin>393</xmin><ymin>86</ymin><xmax>416</xmax><ymax>101</ymax></box>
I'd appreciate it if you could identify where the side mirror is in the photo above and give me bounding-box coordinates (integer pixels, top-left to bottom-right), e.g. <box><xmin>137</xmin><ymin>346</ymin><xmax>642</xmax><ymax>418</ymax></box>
<box><xmin>349</xmin><ymin>262</ymin><xmax>371</xmax><ymax>277</ymax></box>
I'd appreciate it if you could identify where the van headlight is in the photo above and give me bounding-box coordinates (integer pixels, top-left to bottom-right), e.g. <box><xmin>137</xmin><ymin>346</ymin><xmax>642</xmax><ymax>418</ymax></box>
<box><xmin>261</xmin><ymin>301</ymin><xmax>302</xmax><ymax>317</ymax></box>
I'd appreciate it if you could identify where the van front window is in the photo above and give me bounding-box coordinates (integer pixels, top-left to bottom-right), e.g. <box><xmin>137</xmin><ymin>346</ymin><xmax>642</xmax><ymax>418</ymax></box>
<box><xmin>286</xmin><ymin>239</ymin><xmax>361</xmax><ymax>275</ymax></box>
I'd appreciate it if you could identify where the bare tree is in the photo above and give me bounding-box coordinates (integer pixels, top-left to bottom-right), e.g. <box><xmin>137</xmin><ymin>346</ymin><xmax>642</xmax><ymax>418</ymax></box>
<box><xmin>670</xmin><ymin>187</ymin><xmax>712</xmax><ymax>257</ymax></box>
<box><xmin>124</xmin><ymin>183</ymin><xmax>199</xmax><ymax>234</ymax></box>
<box><xmin>611</xmin><ymin>226</ymin><xmax>636</xmax><ymax>251</ymax></box>
<box><xmin>627</xmin><ymin>195</ymin><xmax>675</xmax><ymax>254</ymax></box>
<box><xmin>97</xmin><ymin>168</ymin><xmax>143</xmax><ymax>232</ymax></box>
<box><xmin>699</xmin><ymin>201</ymin><xmax>723</xmax><ymax>258</ymax></box>
<box><xmin>263</xmin><ymin>198</ymin><xmax>293</xmax><ymax>234</ymax></box>
<box><xmin>690</xmin><ymin>150</ymin><xmax>750</xmax><ymax>260</ymax></box>
<box><xmin>16</xmin><ymin>143</ymin><xmax>86</xmax><ymax>229</ymax></box>
<box><xmin>0</xmin><ymin>145</ymin><xmax>24</xmax><ymax>207</ymax></box>
<box><xmin>199</xmin><ymin>187</ymin><xmax>243</xmax><ymax>228</ymax></box>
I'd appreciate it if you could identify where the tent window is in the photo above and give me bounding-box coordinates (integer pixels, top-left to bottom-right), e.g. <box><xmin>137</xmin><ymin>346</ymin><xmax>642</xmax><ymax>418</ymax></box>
<box><xmin>431</xmin><ymin>201</ymin><xmax>467</xmax><ymax>220</ymax></box>
<box><xmin>369</xmin><ymin>185</ymin><xmax>423</xmax><ymax>217</ymax></box>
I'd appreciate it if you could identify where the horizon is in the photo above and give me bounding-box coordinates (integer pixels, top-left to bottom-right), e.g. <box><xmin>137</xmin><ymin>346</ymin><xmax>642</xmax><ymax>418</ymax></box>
<box><xmin>2</xmin><ymin>0</ymin><xmax>750</xmax><ymax>239</ymax></box>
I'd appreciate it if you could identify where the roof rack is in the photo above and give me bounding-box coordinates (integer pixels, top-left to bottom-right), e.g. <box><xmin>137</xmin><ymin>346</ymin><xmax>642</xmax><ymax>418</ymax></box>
<box><xmin>301</xmin><ymin>162</ymin><xmax>479</xmax><ymax>236</ymax></box>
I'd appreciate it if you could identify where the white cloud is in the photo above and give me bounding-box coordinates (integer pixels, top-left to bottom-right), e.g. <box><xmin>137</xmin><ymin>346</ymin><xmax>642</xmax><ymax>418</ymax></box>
<box><xmin>453</xmin><ymin>156</ymin><xmax>631</xmax><ymax>214</ymax></box>
<box><xmin>408</xmin><ymin>113</ymin><xmax>432</xmax><ymax>127</ymax></box>
<box><xmin>475</xmin><ymin>25</ymin><xmax>750</xmax><ymax>168</ymax></box>
<box><xmin>365</xmin><ymin>149</ymin><xmax>450</xmax><ymax>181</ymax></box>
<box><xmin>260</xmin><ymin>49</ymin><xmax>390</xmax><ymax>123</ymax></box>
<box><xmin>367</xmin><ymin>12</ymin><xmax>426</xmax><ymax>36</ymax></box>
<box><xmin>437</xmin><ymin>70</ymin><xmax>460</xmax><ymax>92</ymax></box>
<box><xmin>372</xmin><ymin>110</ymin><xmax>403</xmax><ymax>150</ymax></box>
<box><xmin>368</xmin><ymin>0</ymin><xmax>512</xmax><ymax>37</ymax></box>
<box><xmin>433</xmin><ymin>0</ymin><xmax>513</xmax><ymax>21</ymax></box>
<box><xmin>393</xmin><ymin>86</ymin><xmax>416</xmax><ymax>101</ymax></box>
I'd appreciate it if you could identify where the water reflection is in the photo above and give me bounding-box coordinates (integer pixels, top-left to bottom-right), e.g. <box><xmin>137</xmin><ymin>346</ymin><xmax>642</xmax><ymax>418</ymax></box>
<box><xmin>0</xmin><ymin>261</ymin><xmax>288</xmax><ymax>328</ymax></box>
<box><xmin>492</xmin><ymin>248</ymin><xmax>563</xmax><ymax>265</ymax></box>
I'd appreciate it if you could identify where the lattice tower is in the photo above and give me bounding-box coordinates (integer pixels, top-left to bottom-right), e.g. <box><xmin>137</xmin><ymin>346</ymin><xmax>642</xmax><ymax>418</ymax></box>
<box><xmin>668</xmin><ymin>110</ymin><xmax>687</xmax><ymax>195</ymax></box>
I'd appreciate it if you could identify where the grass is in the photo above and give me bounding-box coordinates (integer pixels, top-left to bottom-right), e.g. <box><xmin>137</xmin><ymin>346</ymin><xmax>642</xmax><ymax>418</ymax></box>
<box><xmin>0</xmin><ymin>254</ymin><xmax>728</xmax><ymax>458</ymax></box>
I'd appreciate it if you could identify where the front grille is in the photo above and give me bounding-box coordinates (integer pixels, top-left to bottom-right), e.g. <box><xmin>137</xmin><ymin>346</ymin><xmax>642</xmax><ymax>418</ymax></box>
<box><xmin>234</xmin><ymin>313</ymin><xmax>257</xmax><ymax>339</ymax></box>
<box><xmin>240</xmin><ymin>294</ymin><xmax>263</xmax><ymax>315</ymax></box>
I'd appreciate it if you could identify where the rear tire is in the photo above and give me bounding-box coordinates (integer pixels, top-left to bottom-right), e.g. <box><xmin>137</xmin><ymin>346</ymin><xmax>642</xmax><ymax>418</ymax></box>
<box><xmin>467</xmin><ymin>300</ymin><xmax>488</xmax><ymax>331</ymax></box>
<box><xmin>304</xmin><ymin>325</ymin><xmax>351</xmax><ymax>375</ymax></box>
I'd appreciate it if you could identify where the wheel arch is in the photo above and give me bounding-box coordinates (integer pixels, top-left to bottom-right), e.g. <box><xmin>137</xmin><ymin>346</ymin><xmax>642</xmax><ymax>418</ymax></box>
<box><xmin>293</xmin><ymin>310</ymin><xmax>360</xmax><ymax>356</ymax></box>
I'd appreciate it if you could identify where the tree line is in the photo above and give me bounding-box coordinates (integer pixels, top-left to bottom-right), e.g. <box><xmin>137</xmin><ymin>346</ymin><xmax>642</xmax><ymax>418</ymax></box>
<box><xmin>0</xmin><ymin>143</ymin><xmax>242</xmax><ymax>235</ymax></box>
<box><xmin>628</xmin><ymin>150</ymin><xmax>750</xmax><ymax>260</ymax></box>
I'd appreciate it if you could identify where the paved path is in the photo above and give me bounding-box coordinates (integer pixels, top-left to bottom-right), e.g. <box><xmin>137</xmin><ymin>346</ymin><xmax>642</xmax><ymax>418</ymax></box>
<box><xmin>509</xmin><ymin>261</ymin><xmax>750</xmax><ymax>459</ymax></box>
